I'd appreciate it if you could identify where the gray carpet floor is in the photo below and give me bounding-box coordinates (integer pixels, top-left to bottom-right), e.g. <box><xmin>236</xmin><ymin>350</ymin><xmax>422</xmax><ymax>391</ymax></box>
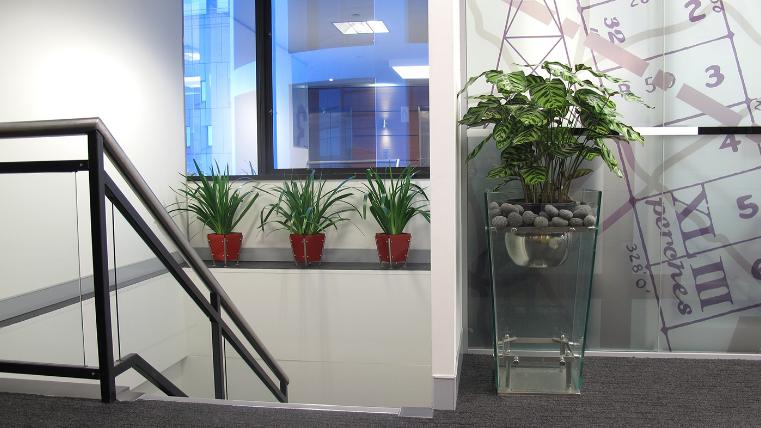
<box><xmin>1</xmin><ymin>355</ymin><xmax>760</xmax><ymax>427</ymax></box>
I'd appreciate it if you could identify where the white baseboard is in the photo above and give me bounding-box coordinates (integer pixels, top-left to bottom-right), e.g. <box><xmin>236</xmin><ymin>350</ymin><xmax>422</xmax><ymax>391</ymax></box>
<box><xmin>466</xmin><ymin>348</ymin><xmax>761</xmax><ymax>360</ymax></box>
<box><xmin>433</xmin><ymin>329</ymin><xmax>464</xmax><ymax>411</ymax></box>
<box><xmin>585</xmin><ymin>351</ymin><xmax>761</xmax><ymax>360</ymax></box>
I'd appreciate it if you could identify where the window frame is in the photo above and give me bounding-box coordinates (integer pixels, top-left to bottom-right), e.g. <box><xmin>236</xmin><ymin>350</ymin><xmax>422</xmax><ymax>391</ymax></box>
<box><xmin>246</xmin><ymin>0</ymin><xmax>430</xmax><ymax>180</ymax></box>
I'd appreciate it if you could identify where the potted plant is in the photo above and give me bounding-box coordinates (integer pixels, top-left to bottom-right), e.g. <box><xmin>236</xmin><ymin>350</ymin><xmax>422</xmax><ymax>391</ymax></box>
<box><xmin>362</xmin><ymin>167</ymin><xmax>430</xmax><ymax>266</ymax></box>
<box><xmin>460</xmin><ymin>61</ymin><xmax>648</xmax><ymax>207</ymax></box>
<box><xmin>460</xmin><ymin>61</ymin><xmax>649</xmax><ymax>395</ymax></box>
<box><xmin>169</xmin><ymin>160</ymin><xmax>259</xmax><ymax>265</ymax></box>
<box><xmin>258</xmin><ymin>171</ymin><xmax>358</xmax><ymax>266</ymax></box>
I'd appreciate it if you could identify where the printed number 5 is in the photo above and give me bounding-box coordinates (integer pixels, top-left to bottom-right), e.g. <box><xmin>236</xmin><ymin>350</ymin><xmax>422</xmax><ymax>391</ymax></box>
<box><xmin>737</xmin><ymin>195</ymin><xmax>759</xmax><ymax>219</ymax></box>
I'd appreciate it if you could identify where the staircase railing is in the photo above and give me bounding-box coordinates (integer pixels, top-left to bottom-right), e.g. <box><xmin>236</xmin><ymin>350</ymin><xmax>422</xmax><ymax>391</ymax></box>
<box><xmin>0</xmin><ymin>118</ymin><xmax>289</xmax><ymax>403</ymax></box>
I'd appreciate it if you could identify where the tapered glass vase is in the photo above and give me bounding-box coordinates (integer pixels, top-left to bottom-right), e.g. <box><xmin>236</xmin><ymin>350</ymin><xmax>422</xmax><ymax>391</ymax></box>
<box><xmin>486</xmin><ymin>190</ymin><xmax>601</xmax><ymax>394</ymax></box>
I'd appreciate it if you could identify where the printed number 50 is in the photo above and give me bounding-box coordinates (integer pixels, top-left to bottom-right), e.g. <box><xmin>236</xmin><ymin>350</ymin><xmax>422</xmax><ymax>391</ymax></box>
<box><xmin>737</xmin><ymin>195</ymin><xmax>759</xmax><ymax>219</ymax></box>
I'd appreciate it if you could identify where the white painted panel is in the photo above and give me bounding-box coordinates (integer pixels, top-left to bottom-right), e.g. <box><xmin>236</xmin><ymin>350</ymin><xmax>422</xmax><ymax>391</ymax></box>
<box><xmin>182</xmin><ymin>267</ymin><xmax>433</xmax><ymax>407</ymax></box>
<box><xmin>187</xmin><ymin>268</ymin><xmax>431</xmax><ymax>364</ymax></box>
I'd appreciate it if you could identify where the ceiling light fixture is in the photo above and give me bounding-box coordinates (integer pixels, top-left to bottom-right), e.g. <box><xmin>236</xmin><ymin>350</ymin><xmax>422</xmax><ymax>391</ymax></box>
<box><xmin>392</xmin><ymin>65</ymin><xmax>430</xmax><ymax>80</ymax></box>
<box><xmin>366</xmin><ymin>21</ymin><xmax>389</xmax><ymax>33</ymax></box>
<box><xmin>184</xmin><ymin>76</ymin><xmax>201</xmax><ymax>88</ymax></box>
<box><xmin>333</xmin><ymin>20</ymin><xmax>388</xmax><ymax>35</ymax></box>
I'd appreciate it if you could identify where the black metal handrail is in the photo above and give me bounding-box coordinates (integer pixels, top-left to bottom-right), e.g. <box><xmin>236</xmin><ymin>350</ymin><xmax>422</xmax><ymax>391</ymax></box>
<box><xmin>114</xmin><ymin>354</ymin><xmax>187</xmax><ymax>398</ymax></box>
<box><xmin>0</xmin><ymin>118</ymin><xmax>289</xmax><ymax>403</ymax></box>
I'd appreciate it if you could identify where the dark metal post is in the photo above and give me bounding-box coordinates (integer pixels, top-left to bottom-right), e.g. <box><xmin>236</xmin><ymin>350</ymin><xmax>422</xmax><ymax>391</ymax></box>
<box><xmin>88</xmin><ymin>131</ymin><xmax>117</xmax><ymax>403</ymax></box>
<box><xmin>210</xmin><ymin>291</ymin><xmax>226</xmax><ymax>399</ymax></box>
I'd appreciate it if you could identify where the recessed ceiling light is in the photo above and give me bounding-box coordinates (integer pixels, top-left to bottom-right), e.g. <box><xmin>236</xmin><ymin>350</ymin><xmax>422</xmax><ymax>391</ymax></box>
<box><xmin>392</xmin><ymin>65</ymin><xmax>430</xmax><ymax>80</ymax></box>
<box><xmin>184</xmin><ymin>76</ymin><xmax>201</xmax><ymax>88</ymax></box>
<box><xmin>366</xmin><ymin>21</ymin><xmax>389</xmax><ymax>33</ymax></box>
<box><xmin>333</xmin><ymin>20</ymin><xmax>388</xmax><ymax>35</ymax></box>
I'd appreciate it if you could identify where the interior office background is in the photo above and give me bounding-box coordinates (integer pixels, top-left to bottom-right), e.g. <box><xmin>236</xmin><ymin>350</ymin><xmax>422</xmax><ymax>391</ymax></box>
<box><xmin>1</xmin><ymin>0</ymin><xmax>760</xmax><ymax>412</ymax></box>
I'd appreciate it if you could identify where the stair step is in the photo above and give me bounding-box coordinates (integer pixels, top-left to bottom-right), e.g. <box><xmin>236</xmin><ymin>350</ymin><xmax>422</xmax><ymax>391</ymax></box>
<box><xmin>0</xmin><ymin>377</ymin><xmax>130</xmax><ymax>400</ymax></box>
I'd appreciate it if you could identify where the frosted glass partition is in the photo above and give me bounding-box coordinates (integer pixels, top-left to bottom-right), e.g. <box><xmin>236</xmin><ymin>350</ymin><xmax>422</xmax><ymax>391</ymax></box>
<box><xmin>0</xmin><ymin>173</ymin><xmax>86</xmax><ymax>365</ymax></box>
<box><xmin>465</xmin><ymin>0</ymin><xmax>761</xmax><ymax>353</ymax></box>
<box><xmin>109</xmin><ymin>205</ymin><xmax>215</xmax><ymax>397</ymax></box>
<box><xmin>603</xmin><ymin>134</ymin><xmax>761</xmax><ymax>353</ymax></box>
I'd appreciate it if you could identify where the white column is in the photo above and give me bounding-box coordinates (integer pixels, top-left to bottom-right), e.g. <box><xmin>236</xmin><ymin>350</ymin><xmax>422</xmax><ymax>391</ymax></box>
<box><xmin>429</xmin><ymin>0</ymin><xmax>466</xmax><ymax>411</ymax></box>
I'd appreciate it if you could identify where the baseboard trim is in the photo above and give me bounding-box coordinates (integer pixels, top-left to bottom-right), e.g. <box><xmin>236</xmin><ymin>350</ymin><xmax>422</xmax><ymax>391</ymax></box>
<box><xmin>585</xmin><ymin>351</ymin><xmax>761</xmax><ymax>360</ymax></box>
<box><xmin>140</xmin><ymin>394</ymin><xmax>403</xmax><ymax>416</ymax></box>
<box><xmin>432</xmin><ymin>329</ymin><xmax>464</xmax><ymax>411</ymax></box>
<box><xmin>466</xmin><ymin>348</ymin><xmax>761</xmax><ymax>360</ymax></box>
<box><xmin>432</xmin><ymin>375</ymin><xmax>457</xmax><ymax>411</ymax></box>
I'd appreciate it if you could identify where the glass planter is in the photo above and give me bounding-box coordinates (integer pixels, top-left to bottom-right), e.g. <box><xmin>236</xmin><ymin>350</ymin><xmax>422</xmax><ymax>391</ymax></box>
<box><xmin>486</xmin><ymin>190</ymin><xmax>601</xmax><ymax>394</ymax></box>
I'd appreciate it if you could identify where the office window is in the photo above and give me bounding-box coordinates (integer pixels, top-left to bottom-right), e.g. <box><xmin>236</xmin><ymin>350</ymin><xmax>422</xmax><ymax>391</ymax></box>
<box><xmin>183</xmin><ymin>0</ymin><xmax>429</xmax><ymax>175</ymax></box>
<box><xmin>183</xmin><ymin>0</ymin><xmax>257</xmax><ymax>175</ymax></box>
<box><xmin>271</xmin><ymin>0</ymin><xmax>430</xmax><ymax>170</ymax></box>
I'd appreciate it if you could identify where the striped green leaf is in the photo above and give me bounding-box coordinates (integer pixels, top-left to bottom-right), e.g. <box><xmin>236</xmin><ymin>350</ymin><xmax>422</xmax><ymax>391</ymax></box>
<box><xmin>520</xmin><ymin>166</ymin><xmax>548</xmax><ymax>185</ymax></box>
<box><xmin>529</xmin><ymin>78</ymin><xmax>568</xmax><ymax>110</ymax></box>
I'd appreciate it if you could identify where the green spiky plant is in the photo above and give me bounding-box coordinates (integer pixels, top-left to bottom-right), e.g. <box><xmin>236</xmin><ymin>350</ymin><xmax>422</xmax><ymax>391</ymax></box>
<box><xmin>169</xmin><ymin>159</ymin><xmax>259</xmax><ymax>234</ymax></box>
<box><xmin>459</xmin><ymin>61</ymin><xmax>650</xmax><ymax>203</ymax></box>
<box><xmin>362</xmin><ymin>167</ymin><xmax>430</xmax><ymax>235</ymax></box>
<box><xmin>258</xmin><ymin>171</ymin><xmax>359</xmax><ymax>235</ymax></box>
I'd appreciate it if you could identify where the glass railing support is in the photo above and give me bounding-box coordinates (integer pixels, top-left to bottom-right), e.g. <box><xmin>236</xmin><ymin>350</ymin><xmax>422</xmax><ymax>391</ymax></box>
<box><xmin>104</xmin><ymin>176</ymin><xmax>287</xmax><ymax>402</ymax></box>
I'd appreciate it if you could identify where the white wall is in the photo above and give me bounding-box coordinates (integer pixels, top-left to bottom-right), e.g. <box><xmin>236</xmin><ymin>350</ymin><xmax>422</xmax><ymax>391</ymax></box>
<box><xmin>428</xmin><ymin>0</ymin><xmax>465</xmax><ymax>411</ymax></box>
<box><xmin>0</xmin><ymin>0</ymin><xmax>185</xmax><ymax>290</ymax></box>
<box><xmin>0</xmin><ymin>0</ymin><xmax>185</xmax><ymax>202</ymax></box>
<box><xmin>0</xmin><ymin>0</ymin><xmax>188</xmax><ymax>387</ymax></box>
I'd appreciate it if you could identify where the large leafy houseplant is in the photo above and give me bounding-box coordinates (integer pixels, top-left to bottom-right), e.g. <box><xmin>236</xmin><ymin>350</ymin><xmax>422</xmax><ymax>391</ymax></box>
<box><xmin>258</xmin><ymin>171</ymin><xmax>358</xmax><ymax>264</ymax></box>
<box><xmin>170</xmin><ymin>160</ymin><xmax>259</xmax><ymax>263</ymax></box>
<box><xmin>362</xmin><ymin>167</ymin><xmax>430</xmax><ymax>265</ymax></box>
<box><xmin>459</xmin><ymin>61</ymin><xmax>649</xmax><ymax>204</ymax></box>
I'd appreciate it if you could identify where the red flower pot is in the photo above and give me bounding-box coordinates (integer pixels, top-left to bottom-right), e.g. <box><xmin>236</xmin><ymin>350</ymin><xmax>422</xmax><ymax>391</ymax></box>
<box><xmin>207</xmin><ymin>233</ymin><xmax>243</xmax><ymax>263</ymax></box>
<box><xmin>289</xmin><ymin>233</ymin><xmax>326</xmax><ymax>265</ymax></box>
<box><xmin>375</xmin><ymin>233</ymin><xmax>412</xmax><ymax>265</ymax></box>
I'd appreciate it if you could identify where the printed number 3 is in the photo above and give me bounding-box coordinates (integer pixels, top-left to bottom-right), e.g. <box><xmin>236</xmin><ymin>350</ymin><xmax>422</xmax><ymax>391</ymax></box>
<box><xmin>705</xmin><ymin>65</ymin><xmax>724</xmax><ymax>88</ymax></box>
<box><xmin>737</xmin><ymin>195</ymin><xmax>759</xmax><ymax>219</ymax></box>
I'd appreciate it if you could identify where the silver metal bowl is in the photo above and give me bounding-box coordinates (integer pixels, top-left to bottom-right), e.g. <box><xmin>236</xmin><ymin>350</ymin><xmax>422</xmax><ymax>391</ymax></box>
<box><xmin>505</xmin><ymin>229</ymin><xmax>569</xmax><ymax>268</ymax></box>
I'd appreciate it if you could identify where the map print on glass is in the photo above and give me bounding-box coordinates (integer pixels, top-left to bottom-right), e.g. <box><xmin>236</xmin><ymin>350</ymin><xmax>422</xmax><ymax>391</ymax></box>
<box><xmin>467</xmin><ymin>0</ymin><xmax>761</xmax><ymax>353</ymax></box>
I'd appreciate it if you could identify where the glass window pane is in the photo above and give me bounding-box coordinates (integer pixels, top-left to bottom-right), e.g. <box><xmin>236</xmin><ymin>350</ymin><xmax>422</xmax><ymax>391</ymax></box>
<box><xmin>272</xmin><ymin>0</ymin><xmax>429</xmax><ymax>170</ymax></box>
<box><xmin>183</xmin><ymin>0</ymin><xmax>258</xmax><ymax>175</ymax></box>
